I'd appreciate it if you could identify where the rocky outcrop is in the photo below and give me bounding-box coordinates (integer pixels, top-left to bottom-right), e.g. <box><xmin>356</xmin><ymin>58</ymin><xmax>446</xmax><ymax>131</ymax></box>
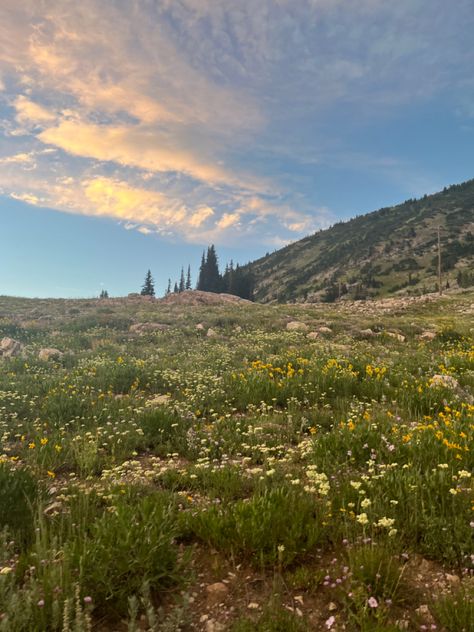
<box><xmin>159</xmin><ymin>290</ymin><xmax>252</xmax><ymax>306</ymax></box>
<box><xmin>0</xmin><ymin>337</ymin><xmax>22</xmax><ymax>358</ymax></box>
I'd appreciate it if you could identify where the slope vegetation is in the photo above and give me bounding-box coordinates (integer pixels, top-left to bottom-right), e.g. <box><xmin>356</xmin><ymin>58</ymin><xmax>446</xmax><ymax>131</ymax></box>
<box><xmin>248</xmin><ymin>179</ymin><xmax>474</xmax><ymax>302</ymax></box>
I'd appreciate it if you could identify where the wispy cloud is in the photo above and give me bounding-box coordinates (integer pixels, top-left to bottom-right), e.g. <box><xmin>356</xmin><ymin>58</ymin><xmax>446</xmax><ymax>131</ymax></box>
<box><xmin>0</xmin><ymin>0</ymin><xmax>472</xmax><ymax>244</ymax></box>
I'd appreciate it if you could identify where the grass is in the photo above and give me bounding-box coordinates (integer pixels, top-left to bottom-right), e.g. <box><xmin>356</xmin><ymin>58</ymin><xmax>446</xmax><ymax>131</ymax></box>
<box><xmin>0</xmin><ymin>291</ymin><xmax>473</xmax><ymax>629</ymax></box>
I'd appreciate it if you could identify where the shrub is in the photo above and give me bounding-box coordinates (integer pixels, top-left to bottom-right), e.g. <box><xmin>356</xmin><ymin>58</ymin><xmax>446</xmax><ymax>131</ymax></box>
<box><xmin>0</xmin><ymin>464</ymin><xmax>39</xmax><ymax>548</ymax></box>
<box><xmin>184</xmin><ymin>487</ymin><xmax>327</xmax><ymax>567</ymax></box>
<box><xmin>79</xmin><ymin>493</ymin><xmax>183</xmax><ymax>617</ymax></box>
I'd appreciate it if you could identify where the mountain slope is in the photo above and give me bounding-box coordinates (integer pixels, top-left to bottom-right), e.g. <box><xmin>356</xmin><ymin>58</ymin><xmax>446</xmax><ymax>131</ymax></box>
<box><xmin>247</xmin><ymin>179</ymin><xmax>474</xmax><ymax>303</ymax></box>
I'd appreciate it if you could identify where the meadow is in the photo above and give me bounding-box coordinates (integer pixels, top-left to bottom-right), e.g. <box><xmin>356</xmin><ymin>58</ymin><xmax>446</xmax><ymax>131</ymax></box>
<box><xmin>0</xmin><ymin>292</ymin><xmax>473</xmax><ymax>632</ymax></box>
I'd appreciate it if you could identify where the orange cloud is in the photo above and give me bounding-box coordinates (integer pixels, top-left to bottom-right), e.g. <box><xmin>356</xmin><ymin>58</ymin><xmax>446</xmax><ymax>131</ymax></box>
<box><xmin>38</xmin><ymin>120</ymin><xmax>239</xmax><ymax>187</ymax></box>
<box><xmin>14</xmin><ymin>96</ymin><xmax>56</xmax><ymax>125</ymax></box>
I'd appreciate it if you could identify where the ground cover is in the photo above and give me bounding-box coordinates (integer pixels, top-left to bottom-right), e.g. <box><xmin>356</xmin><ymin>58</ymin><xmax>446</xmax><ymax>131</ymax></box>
<box><xmin>0</xmin><ymin>292</ymin><xmax>473</xmax><ymax>631</ymax></box>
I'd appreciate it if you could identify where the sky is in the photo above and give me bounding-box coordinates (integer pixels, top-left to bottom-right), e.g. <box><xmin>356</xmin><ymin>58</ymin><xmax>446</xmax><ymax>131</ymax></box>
<box><xmin>0</xmin><ymin>0</ymin><xmax>473</xmax><ymax>298</ymax></box>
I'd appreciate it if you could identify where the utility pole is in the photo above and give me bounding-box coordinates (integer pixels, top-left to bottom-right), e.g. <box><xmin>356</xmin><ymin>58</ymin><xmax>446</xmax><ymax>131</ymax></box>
<box><xmin>437</xmin><ymin>226</ymin><xmax>442</xmax><ymax>296</ymax></box>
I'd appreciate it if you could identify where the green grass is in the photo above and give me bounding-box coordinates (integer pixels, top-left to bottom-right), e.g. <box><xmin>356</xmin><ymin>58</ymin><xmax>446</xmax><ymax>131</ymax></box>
<box><xmin>0</xmin><ymin>291</ymin><xmax>472</xmax><ymax>629</ymax></box>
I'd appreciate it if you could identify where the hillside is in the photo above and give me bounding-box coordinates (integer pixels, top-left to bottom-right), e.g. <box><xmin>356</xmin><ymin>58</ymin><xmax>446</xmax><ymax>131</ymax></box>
<box><xmin>247</xmin><ymin>179</ymin><xmax>474</xmax><ymax>303</ymax></box>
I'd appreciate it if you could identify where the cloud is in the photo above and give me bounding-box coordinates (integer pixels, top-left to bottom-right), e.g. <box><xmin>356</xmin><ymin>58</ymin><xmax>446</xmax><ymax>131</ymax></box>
<box><xmin>14</xmin><ymin>96</ymin><xmax>56</xmax><ymax>125</ymax></box>
<box><xmin>188</xmin><ymin>206</ymin><xmax>215</xmax><ymax>227</ymax></box>
<box><xmin>217</xmin><ymin>213</ymin><xmax>240</xmax><ymax>229</ymax></box>
<box><xmin>0</xmin><ymin>0</ymin><xmax>472</xmax><ymax>249</ymax></box>
<box><xmin>0</xmin><ymin>152</ymin><xmax>35</xmax><ymax>165</ymax></box>
<box><xmin>37</xmin><ymin>119</ymin><xmax>245</xmax><ymax>188</ymax></box>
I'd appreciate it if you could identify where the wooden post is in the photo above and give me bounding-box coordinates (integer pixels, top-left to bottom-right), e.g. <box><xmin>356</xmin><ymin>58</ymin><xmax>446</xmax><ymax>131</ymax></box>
<box><xmin>437</xmin><ymin>226</ymin><xmax>442</xmax><ymax>296</ymax></box>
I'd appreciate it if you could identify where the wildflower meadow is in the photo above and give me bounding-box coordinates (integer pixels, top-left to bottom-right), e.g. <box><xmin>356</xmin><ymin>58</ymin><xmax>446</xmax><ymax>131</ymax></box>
<box><xmin>0</xmin><ymin>293</ymin><xmax>472</xmax><ymax>631</ymax></box>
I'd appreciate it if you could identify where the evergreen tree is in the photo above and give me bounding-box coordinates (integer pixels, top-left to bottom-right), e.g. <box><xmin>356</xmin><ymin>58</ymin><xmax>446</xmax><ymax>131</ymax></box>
<box><xmin>99</xmin><ymin>289</ymin><xmax>109</xmax><ymax>299</ymax></box>
<box><xmin>141</xmin><ymin>270</ymin><xmax>155</xmax><ymax>297</ymax></box>
<box><xmin>197</xmin><ymin>251</ymin><xmax>206</xmax><ymax>290</ymax></box>
<box><xmin>205</xmin><ymin>245</ymin><xmax>221</xmax><ymax>292</ymax></box>
<box><xmin>165</xmin><ymin>279</ymin><xmax>171</xmax><ymax>296</ymax></box>
<box><xmin>185</xmin><ymin>265</ymin><xmax>192</xmax><ymax>290</ymax></box>
<box><xmin>173</xmin><ymin>282</ymin><xmax>179</xmax><ymax>293</ymax></box>
<box><xmin>179</xmin><ymin>267</ymin><xmax>185</xmax><ymax>293</ymax></box>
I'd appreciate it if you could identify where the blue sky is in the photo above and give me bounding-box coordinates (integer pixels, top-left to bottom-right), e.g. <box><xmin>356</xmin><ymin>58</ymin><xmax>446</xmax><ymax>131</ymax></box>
<box><xmin>0</xmin><ymin>0</ymin><xmax>473</xmax><ymax>297</ymax></box>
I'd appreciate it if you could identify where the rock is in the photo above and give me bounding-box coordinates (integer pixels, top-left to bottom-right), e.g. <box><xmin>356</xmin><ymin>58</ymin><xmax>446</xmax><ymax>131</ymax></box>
<box><xmin>360</xmin><ymin>328</ymin><xmax>376</xmax><ymax>336</ymax></box>
<box><xmin>196</xmin><ymin>323</ymin><xmax>205</xmax><ymax>330</ymax></box>
<box><xmin>160</xmin><ymin>290</ymin><xmax>252</xmax><ymax>306</ymax></box>
<box><xmin>207</xmin><ymin>328</ymin><xmax>218</xmax><ymax>338</ymax></box>
<box><xmin>328</xmin><ymin>601</ymin><xmax>337</xmax><ymax>611</ymax></box>
<box><xmin>317</xmin><ymin>326</ymin><xmax>332</xmax><ymax>334</ymax></box>
<box><xmin>205</xmin><ymin>620</ymin><xmax>225</xmax><ymax>632</ymax></box>
<box><xmin>430</xmin><ymin>374</ymin><xmax>459</xmax><ymax>390</ymax></box>
<box><xmin>247</xmin><ymin>602</ymin><xmax>260</xmax><ymax>610</ymax></box>
<box><xmin>286</xmin><ymin>321</ymin><xmax>309</xmax><ymax>332</ymax></box>
<box><xmin>38</xmin><ymin>348</ymin><xmax>63</xmax><ymax>361</ymax></box>
<box><xmin>445</xmin><ymin>573</ymin><xmax>461</xmax><ymax>586</ymax></box>
<box><xmin>206</xmin><ymin>582</ymin><xmax>229</xmax><ymax>604</ymax></box>
<box><xmin>129</xmin><ymin>322</ymin><xmax>169</xmax><ymax>334</ymax></box>
<box><xmin>386</xmin><ymin>331</ymin><xmax>406</xmax><ymax>342</ymax></box>
<box><xmin>420</xmin><ymin>331</ymin><xmax>436</xmax><ymax>341</ymax></box>
<box><xmin>234</xmin><ymin>325</ymin><xmax>242</xmax><ymax>333</ymax></box>
<box><xmin>0</xmin><ymin>337</ymin><xmax>22</xmax><ymax>358</ymax></box>
<box><xmin>307</xmin><ymin>332</ymin><xmax>319</xmax><ymax>340</ymax></box>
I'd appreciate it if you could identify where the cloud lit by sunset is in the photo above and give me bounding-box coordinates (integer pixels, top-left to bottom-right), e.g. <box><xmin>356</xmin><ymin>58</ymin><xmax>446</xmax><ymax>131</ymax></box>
<box><xmin>0</xmin><ymin>0</ymin><xmax>473</xmax><ymax>296</ymax></box>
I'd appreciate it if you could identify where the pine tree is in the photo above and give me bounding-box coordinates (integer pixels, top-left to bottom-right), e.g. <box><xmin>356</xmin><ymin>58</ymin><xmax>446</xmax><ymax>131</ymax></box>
<box><xmin>205</xmin><ymin>245</ymin><xmax>221</xmax><ymax>293</ymax></box>
<box><xmin>173</xmin><ymin>282</ymin><xmax>179</xmax><ymax>293</ymax></box>
<box><xmin>165</xmin><ymin>279</ymin><xmax>171</xmax><ymax>296</ymax></box>
<box><xmin>179</xmin><ymin>268</ymin><xmax>185</xmax><ymax>293</ymax></box>
<box><xmin>185</xmin><ymin>265</ymin><xmax>192</xmax><ymax>290</ymax></box>
<box><xmin>197</xmin><ymin>251</ymin><xmax>206</xmax><ymax>290</ymax></box>
<box><xmin>99</xmin><ymin>289</ymin><xmax>109</xmax><ymax>299</ymax></box>
<box><xmin>141</xmin><ymin>270</ymin><xmax>155</xmax><ymax>297</ymax></box>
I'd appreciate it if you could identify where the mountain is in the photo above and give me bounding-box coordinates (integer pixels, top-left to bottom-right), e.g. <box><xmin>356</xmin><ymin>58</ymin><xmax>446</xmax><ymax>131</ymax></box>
<box><xmin>246</xmin><ymin>179</ymin><xmax>474</xmax><ymax>303</ymax></box>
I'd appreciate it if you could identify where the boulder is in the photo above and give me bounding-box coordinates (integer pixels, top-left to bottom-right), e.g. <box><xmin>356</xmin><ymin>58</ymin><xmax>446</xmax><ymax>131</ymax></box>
<box><xmin>317</xmin><ymin>326</ymin><xmax>332</xmax><ymax>334</ymax></box>
<box><xmin>385</xmin><ymin>331</ymin><xmax>405</xmax><ymax>342</ymax></box>
<box><xmin>207</xmin><ymin>328</ymin><xmax>218</xmax><ymax>338</ymax></box>
<box><xmin>286</xmin><ymin>321</ymin><xmax>309</xmax><ymax>332</ymax></box>
<box><xmin>38</xmin><ymin>348</ymin><xmax>63</xmax><ymax>361</ymax></box>
<box><xmin>420</xmin><ymin>331</ymin><xmax>436</xmax><ymax>341</ymax></box>
<box><xmin>160</xmin><ymin>290</ymin><xmax>251</xmax><ymax>306</ymax></box>
<box><xmin>196</xmin><ymin>323</ymin><xmax>205</xmax><ymax>330</ymax></box>
<box><xmin>0</xmin><ymin>337</ymin><xmax>22</xmax><ymax>358</ymax></box>
<box><xmin>360</xmin><ymin>328</ymin><xmax>376</xmax><ymax>337</ymax></box>
<box><xmin>307</xmin><ymin>332</ymin><xmax>319</xmax><ymax>340</ymax></box>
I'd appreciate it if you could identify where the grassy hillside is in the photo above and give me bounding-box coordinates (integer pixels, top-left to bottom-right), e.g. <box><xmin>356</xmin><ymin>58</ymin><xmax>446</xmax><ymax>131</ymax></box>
<box><xmin>247</xmin><ymin>179</ymin><xmax>474</xmax><ymax>303</ymax></box>
<box><xmin>0</xmin><ymin>292</ymin><xmax>473</xmax><ymax>630</ymax></box>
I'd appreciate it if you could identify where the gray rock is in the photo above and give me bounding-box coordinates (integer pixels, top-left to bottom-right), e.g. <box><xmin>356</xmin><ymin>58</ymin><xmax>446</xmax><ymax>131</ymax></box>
<box><xmin>317</xmin><ymin>326</ymin><xmax>332</xmax><ymax>334</ymax></box>
<box><xmin>38</xmin><ymin>348</ymin><xmax>63</xmax><ymax>361</ymax></box>
<box><xmin>0</xmin><ymin>337</ymin><xmax>22</xmax><ymax>358</ymax></box>
<box><xmin>286</xmin><ymin>321</ymin><xmax>309</xmax><ymax>332</ymax></box>
<box><xmin>420</xmin><ymin>331</ymin><xmax>436</xmax><ymax>341</ymax></box>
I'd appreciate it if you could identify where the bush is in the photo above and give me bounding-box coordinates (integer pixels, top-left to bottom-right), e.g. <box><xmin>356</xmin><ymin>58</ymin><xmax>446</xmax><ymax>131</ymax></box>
<box><xmin>79</xmin><ymin>493</ymin><xmax>183</xmax><ymax>617</ymax></box>
<box><xmin>0</xmin><ymin>464</ymin><xmax>39</xmax><ymax>548</ymax></box>
<box><xmin>184</xmin><ymin>487</ymin><xmax>327</xmax><ymax>567</ymax></box>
